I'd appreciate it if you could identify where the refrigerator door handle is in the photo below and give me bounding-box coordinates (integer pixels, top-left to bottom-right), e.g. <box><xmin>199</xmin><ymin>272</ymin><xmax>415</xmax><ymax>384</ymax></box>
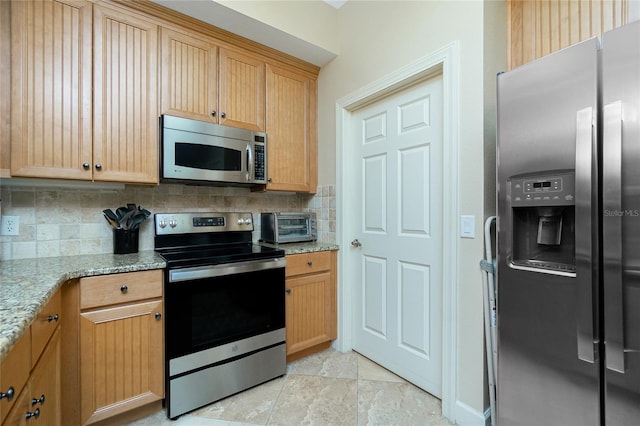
<box><xmin>603</xmin><ymin>100</ymin><xmax>625</xmax><ymax>373</ymax></box>
<box><xmin>576</xmin><ymin>107</ymin><xmax>596</xmax><ymax>363</ymax></box>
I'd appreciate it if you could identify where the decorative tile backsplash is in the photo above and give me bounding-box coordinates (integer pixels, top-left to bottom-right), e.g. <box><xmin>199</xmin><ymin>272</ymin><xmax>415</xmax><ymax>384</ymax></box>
<box><xmin>0</xmin><ymin>182</ymin><xmax>336</xmax><ymax>261</ymax></box>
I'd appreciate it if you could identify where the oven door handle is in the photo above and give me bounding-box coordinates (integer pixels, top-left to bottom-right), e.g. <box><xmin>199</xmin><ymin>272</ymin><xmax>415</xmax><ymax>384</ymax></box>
<box><xmin>169</xmin><ymin>257</ymin><xmax>287</xmax><ymax>283</ymax></box>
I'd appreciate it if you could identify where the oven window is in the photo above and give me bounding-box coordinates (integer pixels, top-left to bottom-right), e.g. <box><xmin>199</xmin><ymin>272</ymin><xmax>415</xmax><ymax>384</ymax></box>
<box><xmin>279</xmin><ymin>221</ymin><xmax>309</xmax><ymax>238</ymax></box>
<box><xmin>166</xmin><ymin>266</ymin><xmax>285</xmax><ymax>359</ymax></box>
<box><xmin>175</xmin><ymin>142</ymin><xmax>241</xmax><ymax>171</ymax></box>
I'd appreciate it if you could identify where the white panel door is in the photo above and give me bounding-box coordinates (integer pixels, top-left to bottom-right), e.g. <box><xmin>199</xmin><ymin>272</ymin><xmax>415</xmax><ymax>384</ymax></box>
<box><xmin>351</xmin><ymin>75</ymin><xmax>443</xmax><ymax>397</ymax></box>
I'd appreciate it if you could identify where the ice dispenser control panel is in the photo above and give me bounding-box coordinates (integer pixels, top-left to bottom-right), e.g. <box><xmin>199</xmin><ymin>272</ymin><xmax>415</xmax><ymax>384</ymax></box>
<box><xmin>510</xmin><ymin>172</ymin><xmax>575</xmax><ymax>207</ymax></box>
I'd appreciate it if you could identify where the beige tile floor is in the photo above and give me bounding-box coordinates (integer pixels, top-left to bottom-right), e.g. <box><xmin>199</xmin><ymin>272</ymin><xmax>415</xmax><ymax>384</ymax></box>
<box><xmin>128</xmin><ymin>348</ymin><xmax>452</xmax><ymax>426</ymax></box>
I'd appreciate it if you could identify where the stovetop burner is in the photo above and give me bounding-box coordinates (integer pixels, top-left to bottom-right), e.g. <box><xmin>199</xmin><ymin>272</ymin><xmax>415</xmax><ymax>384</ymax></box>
<box><xmin>154</xmin><ymin>212</ymin><xmax>284</xmax><ymax>269</ymax></box>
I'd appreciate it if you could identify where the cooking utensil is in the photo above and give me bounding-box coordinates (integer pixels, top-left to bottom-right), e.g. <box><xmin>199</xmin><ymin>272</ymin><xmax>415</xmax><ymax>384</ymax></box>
<box><xmin>103</xmin><ymin>204</ymin><xmax>151</xmax><ymax>230</ymax></box>
<box><xmin>103</xmin><ymin>212</ymin><xmax>119</xmax><ymax>229</ymax></box>
<box><xmin>119</xmin><ymin>210</ymin><xmax>137</xmax><ymax>230</ymax></box>
<box><xmin>116</xmin><ymin>207</ymin><xmax>129</xmax><ymax>220</ymax></box>
<box><xmin>128</xmin><ymin>214</ymin><xmax>146</xmax><ymax>230</ymax></box>
<box><xmin>103</xmin><ymin>209</ymin><xmax>118</xmax><ymax>222</ymax></box>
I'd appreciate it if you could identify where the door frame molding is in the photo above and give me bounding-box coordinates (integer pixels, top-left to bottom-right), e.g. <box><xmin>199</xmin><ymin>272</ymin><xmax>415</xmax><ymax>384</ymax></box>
<box><xmin>335</xmin><ymin>41</ymin><xmax>460</xmax><ymax>421</ymax></box>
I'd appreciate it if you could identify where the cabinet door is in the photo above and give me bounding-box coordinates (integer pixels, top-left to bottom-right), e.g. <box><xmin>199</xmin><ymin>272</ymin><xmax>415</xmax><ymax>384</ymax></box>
<box><xmin>29</xmin><ymin>328</ymin><xmax>62</xmax><ymax>426</ymax></box>
<box><xmin>10</xmin><ymin>0</ymin><xmax>92</xmax><ymax>180</ymax></box>
<box><xmin>2</xmin><ymin>383</ymin><xmax>30</xmax><ymax>426</ymax></box>
<box><xmin>285</xmin><ymin>271</ymin><xmax>332</xmax><ymax>355</ymax></box>
<box><xmin>508</xmin><ymin>0</ymin><xmax>627</xmax><ymax>69</ymax></box>
<box><xmin>93</xmin><ymin>4</ymin><xmax>158</xmax><ymax>184</ymax></box>
<box><xmin>0</xmin><ymin>329</ymin><xmax>31</xmax><ymax>424</ymax></box>
<box><xmin>219</xmin><ymin>48</ymin><xmax>265</xmax><ymax>131</ymax></box>
<box><xmin>266</xmin><ymin>64</ymin><xmax>317</xmax><ymax>193</ymax></box>
<box><xmin>80</xmin><ymin>299</ymin><xmax>163</xmax><ymax>424</ymax></box>
<box><xmin>3</xmin><ymin>329</ymin><xmax>61</xmax><ymax>426</ymax></box>
<box><xmin>160</xmin><ymin>28</ymin><xmax>218</xmax><ymax>123</ymax></box>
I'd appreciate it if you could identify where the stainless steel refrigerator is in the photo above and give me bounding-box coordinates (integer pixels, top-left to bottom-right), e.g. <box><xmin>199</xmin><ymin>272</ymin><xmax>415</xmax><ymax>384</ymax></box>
<box><xmin>496</xmin><ymin>20</ymin><xmax>640</xmax><ymax>425</ymax></box>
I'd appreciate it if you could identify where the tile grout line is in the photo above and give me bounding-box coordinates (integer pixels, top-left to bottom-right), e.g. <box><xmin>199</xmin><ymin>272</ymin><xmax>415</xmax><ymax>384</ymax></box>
<box><xmin>263</xmin><ymin>373</ymin><xmax>289</xmax><ymax>425</ymax></box>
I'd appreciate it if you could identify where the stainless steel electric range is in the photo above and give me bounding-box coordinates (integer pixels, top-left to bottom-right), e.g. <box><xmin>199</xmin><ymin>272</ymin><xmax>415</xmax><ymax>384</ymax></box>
<box><xmin>154</xmin><ymin>212</ymin><xmax>286</xmax><ymax>419</ymax></box>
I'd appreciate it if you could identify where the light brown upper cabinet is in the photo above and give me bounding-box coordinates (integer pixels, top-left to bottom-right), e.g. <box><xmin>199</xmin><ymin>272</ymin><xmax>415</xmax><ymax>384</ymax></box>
<box><xmin>265</xmin><ymin>64</ymin><xmax>317</xmax><ymax>193</ymax></box>
<box><xmin>11</xmin><ymin>0</ymin><xmax>158</xmax><ymax>184</ymax></box>
<box><xmin>93</xmin><ymin>3</ymin><xmax>158</xmax><ymax>184</ymax></box>
<box><xmin>10</xmin><ymin>0</ymin><xmax>93</xmax><ymax>180</ymax></box>
<box><xmin>508</xmin><ymin>0</ymin><xmax>629</xmax><ymax>69</ymax></box>
<box><xmin>160</xmin><ymin>27</ymin><xmax>265</xmax><ymax>132</ymax></box>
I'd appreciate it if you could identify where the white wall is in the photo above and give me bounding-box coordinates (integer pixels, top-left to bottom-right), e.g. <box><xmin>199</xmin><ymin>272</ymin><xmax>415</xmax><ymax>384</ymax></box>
<box><xmin>217</xmin><ymin>0</ymin><xmax>340</xmax><ymax>55</ymax></box>
<box><xmin>316</xmin><ymin>0</ymin><xmax>506</xmax><ymax>421</ymax></box>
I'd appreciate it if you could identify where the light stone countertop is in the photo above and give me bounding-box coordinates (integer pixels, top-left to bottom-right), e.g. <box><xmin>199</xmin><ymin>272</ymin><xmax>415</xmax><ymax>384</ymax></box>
<box><xmin>259</xmin><ymin>241</ymin><xmax>339</xmax><ymax>255</ymax></box>
<box><xmin>0</xmin><ymin>251</ymin><xmax>166</xmax><ymax>362</ymax></box>
<box><xmin>0</xmin><ymin>243</ymin><xmax>338</xmax><ymax>362</ymax></box>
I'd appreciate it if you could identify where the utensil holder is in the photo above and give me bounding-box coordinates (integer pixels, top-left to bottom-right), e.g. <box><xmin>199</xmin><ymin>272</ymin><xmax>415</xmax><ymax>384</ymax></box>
<box><xmin>113</xmin><ymin>228</ymin><xmax>139</xmax><ymax>254</ymax></box>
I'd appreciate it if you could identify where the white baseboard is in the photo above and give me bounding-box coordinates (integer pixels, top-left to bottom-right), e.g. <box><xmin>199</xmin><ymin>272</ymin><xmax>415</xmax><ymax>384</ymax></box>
<box><xmin>453</xmin><ymin>400</ymin><xmax>491</xmax><ymax>426</ymax></box>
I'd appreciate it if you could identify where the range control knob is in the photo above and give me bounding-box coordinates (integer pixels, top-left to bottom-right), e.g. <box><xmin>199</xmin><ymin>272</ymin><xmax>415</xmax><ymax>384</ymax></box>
<box><xmin>237</xmin><ymin>218</ymin><xmax>245</xmax><ymax>225</ymax></box>
<box><xmin>159</xmin><ymin>220</ymin><xmax>167</xmax><ymax>228</ymax></box>
<box><xmin>169</xmin><ymin>219</ymin><xmax>177</xmax><ymax>228</ymax></box>
<box><xmin>244</xmin><ymin>217</ymin><xmax>252</xmax><ymax>225</ymax></box>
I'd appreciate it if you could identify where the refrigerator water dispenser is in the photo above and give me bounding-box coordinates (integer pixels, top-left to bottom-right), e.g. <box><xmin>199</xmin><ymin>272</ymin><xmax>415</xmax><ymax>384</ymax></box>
<box><xmin>509</xmin><ymin>171</ymin><xmax>576</xmax><ymax>274</ymax></box>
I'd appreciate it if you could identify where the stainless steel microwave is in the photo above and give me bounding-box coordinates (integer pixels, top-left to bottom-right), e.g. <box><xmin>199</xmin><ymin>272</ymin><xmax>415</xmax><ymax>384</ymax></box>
<box><xmin>161</xmin><ymin>115</ymin><xmax>267</xmax><ymax>186</ymax></box>
<box><xmin>260</xmin><ymin>212</ymin><xmax>317</xmax><ymax>243</ymax></box>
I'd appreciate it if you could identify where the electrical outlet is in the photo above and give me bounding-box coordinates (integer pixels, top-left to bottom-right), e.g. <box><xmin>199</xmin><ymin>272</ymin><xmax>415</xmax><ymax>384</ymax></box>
<box><xmin>1</xmin><ymin>215</ymin><xmax>19</xmax><ymax>236</ymax></box>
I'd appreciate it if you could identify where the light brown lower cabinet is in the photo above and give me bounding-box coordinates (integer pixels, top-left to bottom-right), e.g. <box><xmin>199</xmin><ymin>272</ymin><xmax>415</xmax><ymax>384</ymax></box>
<box><xmin>62</xmin><ymin>269</ymin><xmax>164</xmax><ymax>425</ymax></box>
<box><xmin>1</xmin><ymin>291</ymin><xmax>62</xmax><ymax>426</ymax></box>
<box><xmin>285</xmin><ymin>251</ymin><xmax>337</xmax><ymax>362</ymax></box>
<box><xmin>4</xmin><ymin>328</ymin><xmax>61</xmax><ymax>426</ymax></box>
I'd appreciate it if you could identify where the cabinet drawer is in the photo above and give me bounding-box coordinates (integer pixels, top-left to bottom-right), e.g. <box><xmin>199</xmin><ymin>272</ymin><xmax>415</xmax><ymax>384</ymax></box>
<box><xmin>0</xmin><ymin>329</ymin><xmax>31</xmax><ymax>424</ymax></box>
<box><xmin>80</xmin><ymin>270</ymin><xmax>163</xmax><ymax>310</ymax></box>
<box><xmin>31</xmin><ymin>290</ymin><xmax>62</xmax><ymax>367</ymax></box>
<box><xmin>286</xmin><ymin>251</ymin><xmax>331</xmax><ymax>277</ymax></box>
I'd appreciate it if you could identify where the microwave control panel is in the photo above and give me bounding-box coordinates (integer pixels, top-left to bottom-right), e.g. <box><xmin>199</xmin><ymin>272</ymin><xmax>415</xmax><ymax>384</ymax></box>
<box><xmin>254</xmin><ymin>145</ymin><xmax>265</xmax><ymax>181</ymax></box>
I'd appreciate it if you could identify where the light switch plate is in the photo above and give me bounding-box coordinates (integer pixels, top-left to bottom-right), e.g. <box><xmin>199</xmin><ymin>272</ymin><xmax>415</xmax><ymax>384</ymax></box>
<box><xmin>460</xmin><ymin>215</ymin><xmax>475</xmax><ymax>238</ymax></box>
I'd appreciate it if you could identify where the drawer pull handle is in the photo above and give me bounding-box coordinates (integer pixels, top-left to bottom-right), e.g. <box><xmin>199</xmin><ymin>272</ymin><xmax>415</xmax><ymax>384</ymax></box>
<box><xmin>25</xmin><ymin>408</ymin><xmax>40</xmax><ymax>420</ymax></box>
<box><xmin>155</xmin><ymin>312</ymin><xmax>162</xmax><ymax>320</ymax></box>
<box><xmin>47</xmin><ymin>314</ymin><xmax>59</xmax><ymax>322</ymax></box>
<box><xmin>120</xmin><ymin>284</ymin><xmax>128</xmax><ymax>293</ymax></box>
<box><xmin>285</xmin><ymin>288</ymin><xmax>292</xmax><ymax>294</ymax></box>
<box><xmin>307</xmin><ymin>261</ymin><xmax>313</xmax><ymax>267</ymax></box>
<box><xmin>31</xmin><ymin>394</ymin><xmax>45</xmax><ymax>406</ymax></box>
<box><xmin>0</xmin><ymin>386</ymin><xmax>14</xmax><ymax>401</ymax></box>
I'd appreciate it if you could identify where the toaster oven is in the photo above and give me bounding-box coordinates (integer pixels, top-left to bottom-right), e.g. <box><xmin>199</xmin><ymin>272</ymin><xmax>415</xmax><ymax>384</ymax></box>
<box><xmin>260</xmin><ymin>212</ymin><xmax>317</xmax><ymax>243</ymax></box>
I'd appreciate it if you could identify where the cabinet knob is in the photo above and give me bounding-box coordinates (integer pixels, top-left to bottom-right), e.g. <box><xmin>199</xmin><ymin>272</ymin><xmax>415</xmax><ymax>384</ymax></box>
<box><xmin>155</xmin><ymin>312</ymin><xmax>162</xmax><ymax>320</ymax></box>
<box><xmin>82</xmin><ymin>162</ymin><xmax>90</xmax><ymax>170</ymax></box>
<box><xmin>211</xmin><ymin>110</ymin><xmax>216</xmax><ymax>117</ymax></box>
<box><xmin>31</xmin><ymin>394</ymin><xmax>45</xmax><ymax>406</ymax></box>
<box><xmin>120</xmin><ymin>284</ymin><xmax>128</xmax><ymax>293</ymax></box>
<box><xmin>0</xmin><ymin>386</ymin><xmax>14</xmax><ymax>401</ymax></box>
<box><xmin>95</xmin><ymin>163</ymin><xmax>102</xmax><ymax>170</ymax></box>
<box><xmin>307</xmin><ymin>261</ymin><xmax>313</xmax><ymax>267</ymax></box>
<box><xmin>285</xmin><ymin>288</ymin><xmax>291</xmax><ymax>294</ymax></box>
<box><xmin>220</xmin><ymin>112</ymin><xmax>226</xmax><ymax>118</ymax></box>
<box><xmin>267</xmin><ymin>178</ymin><xmax>272</xmax><ymax>183</ymax></box>
<box><xmin>47</xmin><ymin>313</ymin><xmax>59</xmax><ymax>322</ymax></box>
<box><xmin>25</xmin><ymin>408</ymin><xmax>40</xmax><ymax>420</ymax></box>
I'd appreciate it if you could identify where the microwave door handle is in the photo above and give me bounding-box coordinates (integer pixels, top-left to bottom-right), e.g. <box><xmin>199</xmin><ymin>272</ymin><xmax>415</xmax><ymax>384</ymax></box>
<box><xmin>246</xmin><ymin>143</ymin><xmax>253</xmax><ymax>182</ymax></box>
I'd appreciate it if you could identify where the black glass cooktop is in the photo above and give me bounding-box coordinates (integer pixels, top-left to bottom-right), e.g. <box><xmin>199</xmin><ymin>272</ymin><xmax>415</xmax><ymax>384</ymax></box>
<box><xmin>158</xmin><ymin>243</ymin><xmax>284</xmax><ymax>269</ymax></box>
